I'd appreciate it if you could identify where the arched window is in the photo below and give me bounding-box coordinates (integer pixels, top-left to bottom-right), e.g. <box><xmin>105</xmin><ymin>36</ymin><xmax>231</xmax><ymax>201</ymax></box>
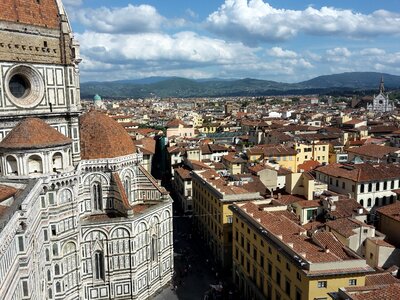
<box><xmin>45</xmin><ymin>249</ymin><xmax>50</xmax><ymax>261</ymax></box>
<box><xmin>28</xmin><ymin>155</ymin><xmax>43</xmax><ymax>174</ymax></box>
<box><xmin>376</xmin><ymin>182</ymin><xmax>380</xmax><ymax>191</ymax></box>
<box><xmin>94</xmin><ymin>251</ymin><xmax>105</xmax><ymax>280</ymax></box>
<box><xmin>382</xmin><ymin>196</ymin><xmax>387</xmax><ymax>206</ymax></box>
<box><xmin>124</xmin><ymin>177</ymin><xmax>131</xmax><ymax>201</ymax></box>
<box><xmin>52</xmin><ymin>152</ymin><xmax>63</xmax><ymax>172</ymax></box>
<box><xmin>47</xmin><ymin>270</ymin><xmax>51</xmax><ymax>281</ymax></box>
<box><xmin>367</xmin><ymin>198</ymin><xmax>372</xmax><ymax>207</ymax></box>
<box><xmin>360</xmin><ymin>184</ymin><xmax>364</xmax><ymax>193</ymax></box>
<box><xmin>53</xmin><ymin>244</ymin><xmax>59</xmax><ymax>256</ymax></box>
<box><xmin>360</xmin><ymin>199</ymin><xmax>364</xmax><ymax>207</ymax></box>
<box><xmin>59</xmin><ymin>189</ymin><xmax>72</xmax><ymax>204</ymax></box>
<box><xmin>6</xmin><ymin>156</ymin><xmax>18</xmax><ymax>175</ymax></box>
<box><xmin>48</xmin><ymin>288</ymin><xmax>53</xmax><ymax>299</ymax></box>
<box><xmin>375</xmin><ymin>197</ymin><xmax>380</xmax><ymax>206</ymax></box>
<box><xmin>368</xmin><ymin>183</ymin><xmax>372</xmax><ymax>192</ymax></box>
<box><xmin>390</xmin><ymin>195</ymin><xmax>395</xmax><ymax>204</ymax></box>
<box><xmin>55</xmin><ymin>282</ymin><xmax>61</xmax><ymax>293</ymax></box>
<box><xmin>151</xmin><ymin>235</ymin><xmax>157</xmax><ymax>261</ymax></box>
<box><xmin>92</xmin><ymin>182</ymin><xmax>102</xmax><ymax>211</ymax></box>
<box><xmin>54</xmin><ymin>264</ymin><xmax>60</xmax><ymax>275</ymax></box>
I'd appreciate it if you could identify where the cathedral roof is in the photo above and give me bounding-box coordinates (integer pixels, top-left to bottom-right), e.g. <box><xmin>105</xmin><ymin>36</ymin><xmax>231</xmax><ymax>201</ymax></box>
<box><xmin>79</xmin><ymin>110</ymin><xmax>136</xmax><ymax>160</ymax></box>
<box><xmin>0</xmin><ymin>118</ymin><xmax>72</xmax><ymax>151</ymax></box>
<box><xmin>0</xmin><ymin>0</ymin><xmax>61</xmax><ymax>29</ymax></box>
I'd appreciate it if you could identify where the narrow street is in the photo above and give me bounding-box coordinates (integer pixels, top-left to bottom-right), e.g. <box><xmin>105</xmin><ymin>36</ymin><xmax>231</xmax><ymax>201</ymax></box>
<box><xmin>154</xmin><ymin>196</ymin><xmax>238</xmax><ymax>300</ymax></box>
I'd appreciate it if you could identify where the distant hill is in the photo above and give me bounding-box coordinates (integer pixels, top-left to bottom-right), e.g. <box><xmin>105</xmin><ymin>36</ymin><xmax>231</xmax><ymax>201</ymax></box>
<box><xmin>80</xmin><ymin>72</ymin><xmax>400</xmax><ymax>99</ymax></box>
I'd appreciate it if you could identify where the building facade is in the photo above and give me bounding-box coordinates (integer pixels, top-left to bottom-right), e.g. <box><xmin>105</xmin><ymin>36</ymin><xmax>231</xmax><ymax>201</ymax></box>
<box><xmin>367</xmin><ymin>78</ymin><xmax>395</xmax><ymax>113</ymax></box>
<box><xmin>0</xmin><ymin>1</ymin><xmax>173</xmax><ymax>299</ymax></box>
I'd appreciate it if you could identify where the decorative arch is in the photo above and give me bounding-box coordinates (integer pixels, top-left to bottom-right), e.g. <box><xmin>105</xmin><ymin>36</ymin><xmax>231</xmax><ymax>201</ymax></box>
<box><xmin>5</xmin><ymin>155</ymin><xmax>18</xmax><ymax>175</ymax></box>
<box><xmin>58</xmin><ymin>188</ymin><xmax>73</xmax><ymax>204</ymax></box>
<box><xmin>62</xmin><ymin>241</ymin><xmax>77</xmax><ymax>255</ymax></box>
<box><xmin>52</xmin><ymin>152</ymin><xmax>63</xmax><ymax>171</ymax></box>
<box><xmin>28</xmin><ymin>154</ymin><xmax>43</xmax><ymax>174</ymax></box>
<box><xmin>92</xmin><ymin>181</ymin><xmax>103</xmax><ymax>211</ymax></box>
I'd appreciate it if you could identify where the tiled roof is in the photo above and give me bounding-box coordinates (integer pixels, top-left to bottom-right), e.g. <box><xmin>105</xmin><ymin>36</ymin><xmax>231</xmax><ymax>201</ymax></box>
<box><xmin>365</xmin><ymin>273</ymin><xmax>400</xmax><ymax>286</ymax></box>
<box><xmin>0</xmin><ymin>184</ymin><xmax>18</xmax><ymax>202</ymax></box>
<box><xmin>346</xmin><ymin>144</ymin><xmax>399</xmax><ymax>159</ymax></box>
<box><xmin>0</xmin><ymin>0</ymin><xmax>60</xmax><ymax>29</ymax></box>
<box><xmin>0</xmin><ymin>118</ymin><xmax>72</xmax><ymax>150</ymax></box>
<box><xmin>247</xmin><ymin>144</ymin><xmax>297</xmax><ymax>156</ymax></box>
<box><xmin>237</xmin><ymin>202</ymin><xmax>362</xmax><ymax>264</ymax></box>
<box><xmin>166</xmin><ymin>118</ymin><xmax>189</xmax><ymax>128</ymax></box>
<box><xmin>316</xmin><ymin>163</ymin><xmax>400</xmax><ymax>182</ymax></box>
<box><xmin>79</xmin><ymin>110</ymin><xmax>136</xmax><ymax>160</ymax></box>
<box><xmin>326</xmin><ymin>218</ymin><xmax>372</xmax><ymax>238</ymax></box>
<box><xmin>175</xmin><ymin>167</ymin><xmax>192</xmax><ymax>180</ymax></box>
<box><xmin>376</xmin><ymin>202</ymin><xmax>400</xmax><ymax>222</ymax></box>
<box><xmin>347</xmin><ymin>283</ymin><xmax>400</xmax><ymax>300</ymax></box>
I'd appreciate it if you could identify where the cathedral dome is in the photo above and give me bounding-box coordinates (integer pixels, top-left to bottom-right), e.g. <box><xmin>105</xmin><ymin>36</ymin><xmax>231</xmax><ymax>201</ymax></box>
<box><xmin>0</xmin><ymin>118</ymin><xmax>72</xmax><ymax>150</ymax></box>
<box><xmin>0</xmin><ymin>0</ymin><xmax>61</xmax><ymax>29</ymax></box>
<box><xmin>79</xmin><ymin>110</ymin><xmax>136</xmax><ymax>160</ymax></box>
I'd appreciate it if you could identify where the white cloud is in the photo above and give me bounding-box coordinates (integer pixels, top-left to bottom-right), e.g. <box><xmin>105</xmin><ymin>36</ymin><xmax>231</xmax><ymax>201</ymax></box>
<box><xmin>326</xmin><ymin>47</ymin><xmax>352</xmax><ymax>57</ymax></box>
<box><xmin>267</xmin><ymin>47</ymin><xmax>297</xmax><ymax>58</ymax></box>
<box><xmin>76</xmin><ymin>4</ymin><xmax>164</xmax><ymax>33</ymax></box>
<box><xmin>360</xmin><ymin>48</ymin><xmax>386</xmax><ymax>56</ymax></box>
<box><xmin>206</xmin><ymin>0</ymin><xmax>400</xmax><ymax>44</ymax></box>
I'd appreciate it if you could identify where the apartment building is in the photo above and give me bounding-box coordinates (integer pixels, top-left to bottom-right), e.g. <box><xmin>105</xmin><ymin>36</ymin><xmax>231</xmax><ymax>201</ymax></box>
<box><xmin>315</xmin><ymin>163</ymin><xmax>400</xmax><ymax>211</ymax></box>
<box><xmin>192</xmin><ymin>170</ymin><xmax>263</xmax><ymax>268</ymax></box>
<box><xmin>230</xmin><ymin>200</ymin><xmax>373</xmax><ymax>300</ymax></box>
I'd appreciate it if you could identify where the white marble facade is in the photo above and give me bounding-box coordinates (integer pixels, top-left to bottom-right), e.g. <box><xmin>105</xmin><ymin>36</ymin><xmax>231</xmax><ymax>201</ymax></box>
<box><xmin>0</xmin><ymin>1</ymin><xmax>173</xmax><ymax>299</ymax></box>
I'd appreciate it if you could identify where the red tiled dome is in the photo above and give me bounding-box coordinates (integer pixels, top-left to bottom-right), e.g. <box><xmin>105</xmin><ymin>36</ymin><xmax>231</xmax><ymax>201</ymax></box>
<box><xmin>0</xmin><ymin>0</ymin><xmax>60</xmax><ymax>29</ymax></box>
<box><xmin>79</xmin><ymin>110</ymin><xmax>136</xmax><ymax>160</ymax></box>
<box><xmin>0</xmin><ymin>118</ymin><xmax>72</xmax><ymax>150</ymax></box>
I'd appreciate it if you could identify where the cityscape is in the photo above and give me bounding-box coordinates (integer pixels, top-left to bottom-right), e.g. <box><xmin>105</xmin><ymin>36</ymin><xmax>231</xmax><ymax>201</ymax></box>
<box><xmin>0</xmin><ymin>1</ymin><xmax>400</xmax><ymax>300</ymax></box>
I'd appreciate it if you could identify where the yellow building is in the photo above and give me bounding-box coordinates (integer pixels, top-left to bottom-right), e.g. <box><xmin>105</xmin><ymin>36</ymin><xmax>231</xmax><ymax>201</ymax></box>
<box><xmin>192</xmin><ymin>169</ymin><xmax>263</xmax><ymax>268</ymax></box>
<box><xmin>295</xmin><ymin>142</ymin><xmax>329</xmax><ymax>165</ymax></box>
<box><xmin>222</xmin><ymin>153</ymin><xmax>246</xmax><ymax>175</ymax></box>
<box><xmin>198</xmin><ymin>123</ymin><xmax>219</xmax><ymax>134</ymax></box>
<box><xmin>230</xmin><ymin>200</ymin><xmax>374</xmax><ymax>300</ymax></box>
<box><xmin>247</xmin><ymin>145</ymin><xmax>297</xmax><ymax>171</ymax></box>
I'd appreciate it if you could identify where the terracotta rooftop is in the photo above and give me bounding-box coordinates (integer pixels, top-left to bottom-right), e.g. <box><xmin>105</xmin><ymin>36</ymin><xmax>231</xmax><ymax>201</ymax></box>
<box><xmin>236</xmin><ymin>202</ymin><xmax>363</xmax><ymax>264</ymax></box>
<box><xmin>247</xmin><ymin>144</ymin><xmax>297</xmax><ymax>156</ymax></box>
<box><xmin>345</xmin><ymin>283</ymin><xmax>400</xmax><ymax>300</ymax></box>
<box><xmin>316</xmin><ymin>163</ymin><xmax>400</xmax><ymax>182</ymax></box>
<box><xmin>326</xmin><ymin>218</ymin><xmax>372</xmax><ymax>238</ymax></box>
<box><xmin>0</xmin><ymin>0</ymin><xmax>60</xmax><ymax>29</ymax></box>
<box><xmin>365</xmin><ymin>273</ymin><xmax>400</xmax><ymax>286</ymax></box>
<box><xmin>0</xmin><ymin>184</ymin><xmax>18</xmax><ymax>202</ymax></box>
<box><xmin>166</xmin><ymin>118</ymin><xmax>190</xmax><ymax>128</ymax></box>
<box><xmin>0</xmin><ymin>118</ymin><xmax>72</xmax><ymax>150</ymax></box>
<box><xmin>376</xmin><ymin>202</ymin><xmax>400</xmax><ymax>222</ymax></box>
<box><xmin>347</xmin><ymin>144</ymin><xmax>399</xmax><ymax>159</ymax></box>
<box><xmin>174</xmin><ymin>167</ymin><xmax>192</xmax><ymax>180</ymax></box>
<box><xmin>79</xmin><ymin>110</ymin><xmax>136</xmax><ymax>160</ymax></box>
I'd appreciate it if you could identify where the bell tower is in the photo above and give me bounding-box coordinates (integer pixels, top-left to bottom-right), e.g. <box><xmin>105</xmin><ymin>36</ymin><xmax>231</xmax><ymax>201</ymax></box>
<box><xmin>0</xmin><ymin>0</ymin><xmax>82</xmax><ymax>163</ymax></box>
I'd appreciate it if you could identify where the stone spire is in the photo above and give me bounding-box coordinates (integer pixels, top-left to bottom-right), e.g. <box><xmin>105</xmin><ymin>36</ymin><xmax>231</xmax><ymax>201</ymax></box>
<box><xmin>379</xmin><ymin>76</ymin><xmax>385</xmax><ymax>94</ymax></box>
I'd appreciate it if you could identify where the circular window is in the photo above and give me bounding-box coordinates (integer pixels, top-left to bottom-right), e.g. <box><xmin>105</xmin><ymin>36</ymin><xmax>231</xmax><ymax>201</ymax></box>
<box><xmin>9</xmin><ymin>74</ymin><xmax>31</xmax><ymax>98</ymax></box>
<box><xmin>379</xmin><ymin>100</ymin><xmax>383</xmax><ymax>104</ymax></box>
<box><xmin>5</xmin><ymin>65</ymin><xmax>44</xmax><ymax>108</ymax></box>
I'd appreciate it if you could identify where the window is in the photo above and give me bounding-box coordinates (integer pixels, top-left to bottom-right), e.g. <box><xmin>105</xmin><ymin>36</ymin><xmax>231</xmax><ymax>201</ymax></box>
<box><xmin>51</xmin><ymin>225</ymin><xmax>57</xmax><ymax>236</ymax></box>
<box><xmin>317</xmin><ymin>281</ymin><xmax>327</xmax><ymax>288</ymax></box>
<box><xmin>276</xmin><ymin>270</ymin><xmax>281</xmax><ymax>286</ymax></box>
<box><xmin>285</xmin><ymin>279</ymin><xmax>291</xmax><ymax>296</ymax></box>
<box><xmin>151</xmin><ymin>235</ymin><xmax>157</xmax><ymax>261</ymax></box>
<box><xmin>349</xmin><ymin>279</ymin><xmax>357</xmax><ymax>286</ymax></box>
<box><xmin>376</xmin><ymin>182</ymin><xmax>380</xmax><ymax>191</ymax></box>
<box><xmin>360</xmin><ymin>199</ymin><xmax>364</xmax><ymax>207</ymax></box>
<box><xmin>52</xmin><ymin>244</ymin><xmax>59</xmax><ymax>256</ymax></box>
<box><xmin>277</xmin><ymin>254</ymin><xmax>281</xmax><ymax>262</ymax></box>
<box><xmin>367</xmin><ymin>198</ymin><xmax>372</xmax><ymax>207</ymax></box>
<box><xmin>360</xmin><ymin>184</ymin><xmax>364</xmax><ymax>193</ymax></box>
<box><xmin>286</xmin><ymin>262</ymin><xmax>290</xmax><ymax>271</ymax></box>
<box><xmin>54</xmin><ymin>264</ymin><xmax>60</xmax><ymax>275</ymax></box>
<box><xmin>22</xmin><ymin>280</ymin><xmax>29</xmax><ymax>297</ymax></box>
<box><xmin>48</xmin><ymin>193</ymin><xmax>55</xmax><ymax>205</ymax></box>
<box><xmin>268</xmin><ymin>261</ymin><xmax>272</xmax><ymax>276</ymax></box>
<box><xmin>92</xmin><ymin>182</ymin><xmax>102</xmax><ymax>211</ymax></box>
<box><xmin>17</xmin><ymin>236</ymin><xmax>24</xmax><ymax>252</ymax></box>
<box><xmin>368</xmin><ymin>183</ymin><xmax>372</xmax><ymax>192</ymax></box>
<box><xmin>391</xmin><ymin>181</ymin><xmax>395</xmax><ymax>189</ymax></box>
<box><xmin>94</xmin><ymin>251</ymin><xmax>105</xmax><ymax>280</ymax></box>
<box><xmin>43</xmin><ymin>229</ymin><xmax>48</xmax><ymax>241</ymax></box>
<box><xmin>296</xmin><ymin>272</ymin><xmax>301</xmax><ymax>281</ymax></box>
<box><xmin>124</xmin><ymin>177</ymin><xmax>131</xmax><ymax>201</ymax></box>
<box><xmin>296</xmin><ymin>289</ymin><xmax>302</xmax><ymax>300</ymax></box>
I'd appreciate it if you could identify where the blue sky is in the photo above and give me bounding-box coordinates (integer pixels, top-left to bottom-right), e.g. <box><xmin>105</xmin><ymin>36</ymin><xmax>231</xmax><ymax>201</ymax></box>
<box><xmin>63</xmin><ymin>0</ymin><xmax>400</xmax><ymax>82</ymax></box>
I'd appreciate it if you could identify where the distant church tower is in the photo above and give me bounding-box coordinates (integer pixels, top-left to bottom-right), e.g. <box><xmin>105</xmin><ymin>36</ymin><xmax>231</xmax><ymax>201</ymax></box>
<box><xmin>367</xmin><ymin>76</ymin><xmax>395</xmax><ymax>113</ymax></box>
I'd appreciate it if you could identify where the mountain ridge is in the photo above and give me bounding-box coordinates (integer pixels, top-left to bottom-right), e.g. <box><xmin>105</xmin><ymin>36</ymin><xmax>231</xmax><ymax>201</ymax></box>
<box><xmin>81</xmin><ymin>72</ymin><xmax>400</xmax><ymax>99</ymax></box>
